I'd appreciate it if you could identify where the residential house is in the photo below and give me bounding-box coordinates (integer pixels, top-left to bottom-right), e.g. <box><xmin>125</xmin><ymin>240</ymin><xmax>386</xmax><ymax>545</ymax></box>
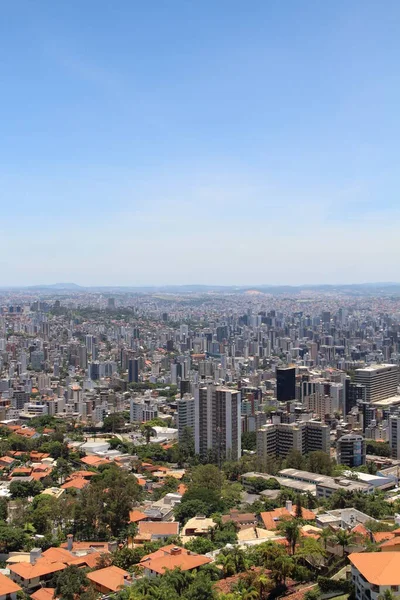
<box><xmin>221</xmin><ymin>510</ymin><xmax>257</xmax><ymax>529</ymax></box>
<box><xmin>87</xmin><ymin>566</ymin><xmax>130</xmax><ymax>593</ymax></box>
<box><xmin>349</xmin><ymin>552</ymin><xmax>400</xmax><ymax>599</ymax></box>
<box><xmin>139</xmin><ymin>545</ymin><xmax>211</xmax><ymax>577</ymax></box>
<box><xmin>260</xmin><ymin>501</ymin><xmax>316</xmax><ymax>531</ymax></box>
<box><xmin>0</xmin><ymin>572</ymin><xmax>22</xmax><ymax>600</ymax></box>
<box><xmin>135</xmin><ymin>521</ymin><xmax>179</xmax><ymax>543</ymax></box>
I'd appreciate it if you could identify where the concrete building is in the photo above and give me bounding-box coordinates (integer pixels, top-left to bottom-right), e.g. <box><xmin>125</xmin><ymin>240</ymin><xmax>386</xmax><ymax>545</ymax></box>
<box><xmin>194</xmin><ymin>385</ymin><xmax>241</xmax><ymax>460</ymax></box>
<box><xmin>130</xmin><ymin>398</ymin><xmax>158</xmax><ymax>423</ymax></box>
<box><xmin>349</xmin><ymin>552</ymin><xmax>400</xmax><ymax>600</ymax></box>
<box><xmin>257</xmin><ymin>420</ymin><xmax>329</xmax><ymax>460</ymax></box>
<box><xmin>389</xmin><ymin>415</ymin><xmax>400</xmax><ymax>459</ymax></box>
<box><xmin>176</xmin><ymin>394</ymin><xmax>195</xmax><ymax>443</ymax></box>
<box><xmin>337</xmin><ymin>433</ymin><xmax>366</xmax><ymax>467</ymax></box>
<box><xmin>355</xmin><ymin>364</ymin><xmax>399</xmax><ymax>403</ymax></box>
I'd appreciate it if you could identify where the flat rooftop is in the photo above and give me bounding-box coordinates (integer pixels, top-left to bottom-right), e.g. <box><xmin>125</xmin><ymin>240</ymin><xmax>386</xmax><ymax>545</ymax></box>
<box><xmin>372</xmin><ymin>395</ymin><xmax>400</xmax><ymax>407</ymax></box>
<box><xmin>356</xmin><ymin>364</ymin><xmax>397</xmax><ymax>373</ymax></box>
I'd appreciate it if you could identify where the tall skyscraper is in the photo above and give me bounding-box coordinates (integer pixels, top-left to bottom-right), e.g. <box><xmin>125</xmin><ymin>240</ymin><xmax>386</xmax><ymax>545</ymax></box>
<box><xmin>354</xmin><ymin>364</ymin><xmax>399</xmax><ymax>403</ymax></box>
<box><xmin>276</xmin><ymin>366</ymin><xmax>296</xmax><ymax>401</ymax></box>
<box><xmin>128</xmin><ymin>358</ymin><xmax>139</xmax><ymax>383</ymax></box>
<box><xmin>177</xmin><ymin>395</ymin><xmax>195</xmax><ymax>442</ymax></box>
<box><xmin>389</xmin><ymin>415</ymin><xmax>400</xmax><ymax>459</ymax></box>
<box><xmin>345</xmin><ymin>378</ymin><xmax>366</xmax><ymax>415</ymax></box>
<box><xmin>194</xmin><ymin>385</ymin><xmax>241</xmax><ymax>460</ymax></box>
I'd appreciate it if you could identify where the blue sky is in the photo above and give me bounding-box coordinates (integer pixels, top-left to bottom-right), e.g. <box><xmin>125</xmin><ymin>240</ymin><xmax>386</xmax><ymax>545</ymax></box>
<box><xmin>1</xmin><ymin>0</ymin><xmax>400</xmax><ymax>286</ymax></box>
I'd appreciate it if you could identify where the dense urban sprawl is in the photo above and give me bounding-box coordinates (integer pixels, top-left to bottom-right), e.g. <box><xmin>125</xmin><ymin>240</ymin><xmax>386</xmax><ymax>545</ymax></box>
<box><xmin>0</xmin><ymin>287</ymin><xmax>400</xmax><ymax>599</ymax></box>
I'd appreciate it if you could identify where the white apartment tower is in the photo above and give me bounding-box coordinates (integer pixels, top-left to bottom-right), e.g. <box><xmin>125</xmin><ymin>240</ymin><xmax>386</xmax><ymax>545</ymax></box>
<box><xmin>194</xmin><ymin>385</ymin><xmax>241</xmax><ymax>460</ymax></box>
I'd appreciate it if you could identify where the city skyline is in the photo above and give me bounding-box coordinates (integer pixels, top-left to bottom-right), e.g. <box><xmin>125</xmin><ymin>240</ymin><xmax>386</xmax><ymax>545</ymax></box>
<box><xmin>2</xmin><ymin>1</ymin><xmax>400</xmax><ymax>285</ymax></box>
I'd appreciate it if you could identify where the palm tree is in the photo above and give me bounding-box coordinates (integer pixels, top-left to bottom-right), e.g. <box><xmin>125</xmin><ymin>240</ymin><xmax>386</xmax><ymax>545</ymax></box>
<box><xmin>255</xmin><ymin>573</ymin><xmax>272</xmax><ymax>599</ymax></box>
<box><xmin>378</xmin><ymin>591</ymin><xmax>395</xmax><ymax>600</ymax></box>
<box><xmin>318</xmin><ymin>527</ymin><xmax>333</xmax><ymax>550</ymax></box>
<box><xmin>334</xmin><ymin>528</ymin><xmax>355</xmax><ymax>555</ymax></box>
<box><xmin>278</xmin><ymin>518</ymin><xmax>301</xmax><ymax>555</ymax></box>
<box><xmin>272</xmin><ymin>555</ymin><xmax>293</xmax><ymax>585</ymax></box>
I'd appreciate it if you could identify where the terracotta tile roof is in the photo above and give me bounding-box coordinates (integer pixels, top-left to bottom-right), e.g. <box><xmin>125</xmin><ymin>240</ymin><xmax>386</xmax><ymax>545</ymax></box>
<box><xmin>0</xmin><ymin>456</ymin><xmax>15</xmax><ymax>464</ymax></box>
<box><xmin>11</xmin><ymin>467</ymin><xmax>32</xmax><ymax>476</ymax></box>
<box><xmin>30</xmin><ymin>452</ymin><xmax>50</xmax><ymax>460</ymax></box>
<box><xmin>380</xmin><ymin>537</ymin><xmax>400</xmax><ymax>549</ymax></box>
<box><xmin>349</xmin><ymin>552</ymin><xmax>400</xmax><ymax>585</ymax></box>
<box><xmin>138</xmin><ymin>521</ymin><xmax>179</xmax><ymax>536</ymax></box>
<box><xmin>0</xmin><ymin>572</ymin><xmax>22</xmax><ymax>595</ymax></box>
<box><xmin>60</xmin><ymin>541</ymin><xmax>109</xmax><ymax>552</ymax></box>
<box><xmin>87</xmin><ymin>566</ymin><xmax>130</xmax><ymax>592</ymax></box>
<box><xmin>31</xmin><ymin>587</ymin><xmax>55</xmax><ymax>600</ymax></box>
<box><xmin>260</xmin><ymin>507</ymin><xmax>315</xmax><ymax>530</ymax></box>
<box><xmin>9</xmin><ymin>559</ymin><xmax>66</xmax><ymax>580</ymax></box>
<box><xmin>140</xmin><ymin>544</ymin><xmax>190</xmax><ymax>562</ymax></box>
<box><xmin>129</xmin><ymin>510</ymin><xmax>148</xmax><ymax>523</ymax></box>
<box><xmin>42</xmin><ymin>547</ymin><xmax>74</xmax><ymax>564</ymax></box>
<box><xmin>61</xmin><ymin>477</ymin><xmax>90</xmax><ymax>490</ymax></box>
<box><xmin>80</xmin><ymin>456</ymin><xmax>109</xmax><ymax>467</ymax></box>
<box><xmin>69</xmin><ymin>470</ymin><xmax>96</xmax><ymax>479</ymax></box>
<box><xmin>351</xmin><ymin>523</ymin><xmax>370</xmax><ymax>540</ymax></box>
<box><xmin>374</xmin><ymin>531</ymin><xmax>396</xmax><ymax>544</ymax></box>
<box><xmin>69</xmin><ymin>553</ymin><xmax>103</xmax><ymax>569</ymax></box>
<box><xmin>177</xmin><ymin>484</ymin><xmax>187</xmax><ymax>495</ymax></box>
<box><xmin>140</xmin><ymin>547</ymin><xmax>211</xmax><ymax>575</ymax></box>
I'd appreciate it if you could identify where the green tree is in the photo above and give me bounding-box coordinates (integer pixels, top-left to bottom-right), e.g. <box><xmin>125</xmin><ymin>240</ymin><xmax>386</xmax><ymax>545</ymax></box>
<box><xmin>10</xmin><ymin>479</ymin><xmax>43</xmax><ymax>499</ymax></box>
<box><xmin>241</xmin><ymin>432</ymin><xmax>256</xmax><ymax>451</ymax></box>
<box><xmin>52</xmin><ymin>565</ymin><xmax>89</xmax><ymax>600</ymax></box>
<box><xmin>334</xmin><ymin>529</ymin><xmax>355</xmax><ymax>554</ymax></box>
<box><xmin>191</xmin><ymin>464</ymin><xmax>223</xmax><ymax>492</ymax></box>
<box><xmin>103</xmin><ymin>413</ymin><xmax>125</xmax><ymax>433</ymax></box>
<box><xmin>278</xmin><ymin>518</ymin><xmax>301</xmax><ymax>555</ymax></box>
<box><xmin>0</xmin><ymin>523</ymin><xmax>27</xmax><ymax>552</ymax></box>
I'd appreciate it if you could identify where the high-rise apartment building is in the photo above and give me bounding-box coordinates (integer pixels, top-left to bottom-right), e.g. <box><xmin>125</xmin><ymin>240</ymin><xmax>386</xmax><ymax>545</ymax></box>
<box><xmin>194</xmin><ymin>385</ymin><xmax>241</xmax><ymax>460</ymax></box>
<box><xmin>176</xmin><ymin>394</ymin><xmax>195</xmax><ymax>443</ymax></box>
<box><xmin>345</xmin><ymin>378</ymin><xmax>366</xmax><ymax>415</ymax></box>
<box><xmin>276</xmin><ymin>366</ymin><xmax>296</xmax><ymax>401</ymax></box>
<box><xmin>257</xmin><ymin>420</ymin><xmax>329</xmax><ymax>460</ymax></box>
<box><xmin>128</xmin><ymin>358</ymin><xmax>139</xmax><ymax>383</ymax></box>
<box><xmin>337</xmin><ymin>434</ymin><xmax>366</xmax><ymax>467</ymax></box>
<box><xmin>130</xmin><ymin>398</ymin><xmax>158</xmax><ymax>423</ymax></box>
<box><xmin>354</xmin><ymin>364</ymin><xmax>399</xmax><ymax>403</ymax></box>
<box><xmin>389</xmin><ymin>415</ymin><xmax>400</xmax><ymax>459</ymax></box>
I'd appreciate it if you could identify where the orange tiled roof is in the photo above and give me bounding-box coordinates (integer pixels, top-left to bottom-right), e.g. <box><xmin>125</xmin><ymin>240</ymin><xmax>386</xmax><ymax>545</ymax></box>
<box><xmin>60</xmin><ymin>540</ymin><xmax>109</xmax><ymax>552</ymax></box>
<box><xmin>87</xmin><ymin>566</ymin><xmax>130</xmax><ymax>592</ymax></box>
<box><xmin>140</xmin><ymin>548</ymin><xmax>211</xmax><ymax>575</ymax></box>
<box><xmin>31</xmin><ymin>588</ymin><xmax>55</xmax><ymax>600</ymax></box>
<box><xmin>81</xmin><ymin>456</ymin><xmax>109</xmax><ymax>467</ymax></box>
<box><xmin>9</xmin><ymin>559</ymin><xmax>66</xmax><ymax>580</ymax></box>
<box><xmin>349</xmin><ymin>552</ymin><xmax>400</xmax><ymax>585</ymax></box>
<box><xmin>60</xmin><ymin>477</ymin><xmax>90</xmax><ymax>490</ymax></box>
<box><xmin>373</xmin><ymin>532</ymin><xmax>396</xmax><ymax>544</ymax></box>
<box><xmin>380</xmin><ymin>537</ymin><xmax>400</xmax><ymax>549</ymax></box>
<box><xmin>0</xmin><ymin>572</ymin><xmax>22</xmax><ymax>595</ymax></box>
<box><xmin>42</xmin><ymin>547</ymin><xmax>74</xmax><ymax>564</ymax></box>
<box><xmin>129</xmin><ymin>510</ymin><xmax>148</xmax><ymax>523</ymax></box>
<box><xmin>138</xmin><ymin>521</ymin><xmax>179</xmax><ymax>536</ymax></box>
<box><xmin>260</xmin><ymin>507</ymin><xmax>315</xmax><ymax>530</ymax></box>
<box><xmin>70</xmin><ymin>470</ymin><xmax>97</xmax><ymax>479</ymax></box>
<box><xmin>0</xmin><ymin>456</ymin><xmax>15</xmax><ymax>464</ymax></box>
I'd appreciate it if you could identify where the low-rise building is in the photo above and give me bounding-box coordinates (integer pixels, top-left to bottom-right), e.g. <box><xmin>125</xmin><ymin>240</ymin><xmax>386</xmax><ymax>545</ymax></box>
<box><xmin>349</xmin><ymin>552</ymin><xmax>400</xmax><ymax>599</ymax></box>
